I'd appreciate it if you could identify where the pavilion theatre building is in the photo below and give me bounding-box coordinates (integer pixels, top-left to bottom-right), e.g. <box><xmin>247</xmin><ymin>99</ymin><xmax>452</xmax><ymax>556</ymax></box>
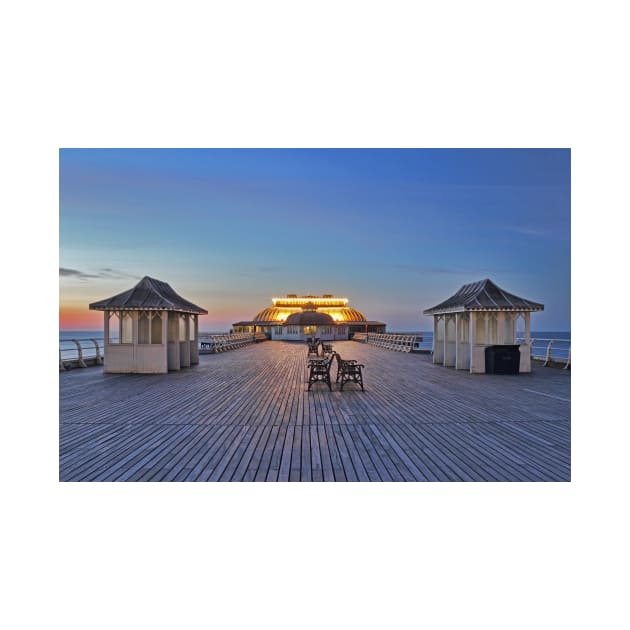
<box><xmin>233</xmin><ymin>294</ymin><xmax>386</xmax><ymax>342</ymax></box>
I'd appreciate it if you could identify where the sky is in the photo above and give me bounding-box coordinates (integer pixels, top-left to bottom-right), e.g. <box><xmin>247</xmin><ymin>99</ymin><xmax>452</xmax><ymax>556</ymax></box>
<box><xmin>59</xmin><ymin>148</ymin><xmax>571</xmax><ymax>331</ymax></box>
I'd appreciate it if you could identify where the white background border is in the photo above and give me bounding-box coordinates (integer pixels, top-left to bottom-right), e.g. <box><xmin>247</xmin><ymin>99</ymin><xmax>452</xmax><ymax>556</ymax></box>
<box><xmin>2</xmin><ymin>1</ymin><xmax>627</xmax><ymax>629</ymax></box>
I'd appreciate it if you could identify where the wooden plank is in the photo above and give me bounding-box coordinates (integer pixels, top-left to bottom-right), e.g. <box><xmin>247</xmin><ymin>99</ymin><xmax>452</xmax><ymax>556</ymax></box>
<box><xmin>276</xmin><ymin>423</ymin><xmax>295</xmax><ymax>482</ymax></box>
<box><xmin>300</xmin><ymin>422</ymin><xmax>312</xmax><ymax>482</ymax></box>
<box><xmin>289</xmin><ymin>421</ymin><xmax>302</xmax><ymax>482</ymax></box>
<box><xmin>253</xmin><ymin>424</ymin><xmax>281</xmax><ymax>482</ymax></box>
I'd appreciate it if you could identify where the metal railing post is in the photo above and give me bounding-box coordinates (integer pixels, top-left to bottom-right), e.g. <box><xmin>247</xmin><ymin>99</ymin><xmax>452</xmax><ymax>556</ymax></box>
<box><xmin>90</xmin><ymin>338</ymin><xmax>103</xmax><ymax>365</ymax></box>
<box><xmin>72</xmin><ymin>339</ymin><xmax>87</xmax><ymax>368</ymax></box>
<box><xmin>543</xmin><ymin>340</ymin><xmax>554</xmax><ymax>367</ymax></box>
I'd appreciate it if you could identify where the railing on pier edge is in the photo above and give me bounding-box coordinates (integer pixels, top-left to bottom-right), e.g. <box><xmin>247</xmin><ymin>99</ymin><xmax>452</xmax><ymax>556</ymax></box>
<box><xmin>516</xmin><ymin>337</ymin><xmax>571</xmax><ymax>370</ymax></box>
<box><xmin>352</xmin><ymin>333</ymin><xmax>419</xmax><ymax>353</ymax></box>
<box><xmin>59</xmin><ymin>333</ymin><xmax>268</xmax><ymax>370</ymax></box>
<box><xmin>59</xmin><ymin>334</ymin><xmax>569</xmax><ymax>369</ymax></box>
<box><xmin>59</xmin><ymin>338</ymin><xmax>105</xmax><ymax>370</ymax></box>
<box><xmin>354</xmin><ymin>334</ymin><xmax>571</xmax><ymax>369</ymax></box>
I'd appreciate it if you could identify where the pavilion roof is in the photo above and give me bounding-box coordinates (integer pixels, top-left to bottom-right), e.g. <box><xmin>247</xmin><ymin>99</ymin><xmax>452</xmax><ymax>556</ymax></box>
<box><xmin>89</xmin><ymin>276</ymin><xmax>207</xmax><ymax>314</ymax></box>
<box><xmin>423</xmin><ymin>278</ymin><xmax>544</xmax><ymax>315</ymax></box>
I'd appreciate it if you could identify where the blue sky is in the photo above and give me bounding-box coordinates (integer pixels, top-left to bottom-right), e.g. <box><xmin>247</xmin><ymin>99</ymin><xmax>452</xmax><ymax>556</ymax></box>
<box><xmin>59</xmin><ymin>148</ymin><xmax>570</xmax><ymax>331</ymax></box>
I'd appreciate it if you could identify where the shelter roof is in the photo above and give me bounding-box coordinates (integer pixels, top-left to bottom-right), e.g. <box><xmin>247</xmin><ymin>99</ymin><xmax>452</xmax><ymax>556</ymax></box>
<box><xmin>89</xmin><ymin>276</ymin><xmax>207</xmax><ymax>314</ymax></box>
<box><xmin>284</xmin><ymin>311</ymin><xmax>336</xmax><ymax>326</ymax></box>
<box><xmin>423</xmin><ymin>278</ymin><xmax>544</xmax><ymax>315</ymax></box>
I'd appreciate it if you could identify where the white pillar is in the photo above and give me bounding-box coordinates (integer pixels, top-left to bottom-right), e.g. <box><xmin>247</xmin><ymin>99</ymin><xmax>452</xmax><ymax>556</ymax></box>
<box><xmin>168</xmin><ymin>312</ymin><xmax>181</xmax><ymax>370</ymax></box>
<box><xmin>469</xmin><ymin>312</ymin><xmax>477</xmax><ymax>373</ymax></box>
<box><xmin>525</xmin><ymin>312</ymin><xmax>531</xmax><ymax>344</ymax></box>
<box><xmin>454</xmin><ymin>313</ymin><xmax>459</xmax><ymax>368</ymax></box>
<box><xmin>162</xmin><ymin>310</ymin><xmax>168</xmax><ymax>366</ymax></box>
<box><xmin>191</xmin><ymin>314</ymin><xmax>199</xmax><ymax>364</ymax></box>
<box><xmin>519</xmin><ymin>311</ymin><xmax>533</xmax><ymax>373</ymax></box>
<box><xmin>180</xmin><ymin>314</ymin><xmax>191</xmax><ymax>367</ymax></box>
<box><xmin>432</xmin><ymin>315</ymin><xmax>441</xmax><ymax>363</ymax></box>
<box><xmin>132</xmin><ymin>311</ymin><xmax>139</xmax><ymax>371</ymax></box>
<box><xmin>104</xmin><ymin>311</ymin><xmax>110</xmax><ymax>345</ymax></box>
<box><xmin>103</xmin><ymin>311</ymin><xmax>110</xmax><ymax>372</ymax></box>
<box><xmin>443</xmin><ymin>315</ymin><xmax>448</xmax><ymax>366</ymax></box>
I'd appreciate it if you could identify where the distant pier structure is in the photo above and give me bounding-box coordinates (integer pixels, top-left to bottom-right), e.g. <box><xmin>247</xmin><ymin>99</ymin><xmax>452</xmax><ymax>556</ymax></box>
<box><xmin>233</xmin><ymin>294</ymin><xmax>386</xmax><ymax>341</ymax></box>
<box><xmin>423</xmin><ymin>279</ymin><xmax>544</xmax><ymax>373</ymax></box>
<box><xmin>89</xmin><ymin>276</ymin><xmax>207</xmax><ymax>373</ymax></box>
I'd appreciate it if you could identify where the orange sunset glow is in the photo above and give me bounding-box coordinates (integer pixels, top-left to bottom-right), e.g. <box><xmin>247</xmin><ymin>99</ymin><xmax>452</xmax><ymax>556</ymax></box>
<box><xmin>59</xmin><ymin>305</ymin><xmax>104</xmax><ymax>330</ymax></box>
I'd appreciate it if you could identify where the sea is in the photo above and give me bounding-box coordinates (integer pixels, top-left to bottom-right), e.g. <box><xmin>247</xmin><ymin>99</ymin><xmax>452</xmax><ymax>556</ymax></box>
<box><xmin>59</xmin><ymin>330</ymin><xmax>571</xmax><ymax>362</ymax></box>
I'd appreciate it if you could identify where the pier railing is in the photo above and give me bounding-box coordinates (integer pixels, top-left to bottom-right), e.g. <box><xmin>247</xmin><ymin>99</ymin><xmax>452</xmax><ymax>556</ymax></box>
<box><xmin>350</xmin><ymin>333</ymin><xmax>570</xmax><ymax>368</ymax></box>
<box><xmin>517</xmin><ymin>337</ymin><xmax>571</xmax><ymax>369</ymax></box>
<box><xmin>60</xmin><ymin>333</ymin><xmax>268</xmax><ymax>369</ymax></box>
<box><xmin>60</xmin><ymin>337</ymin><xmax>105</xmax><ymax>370</ymax></box>
<box><xmin>353</xmin><ymin>333</ymin><xmax>417</xmax><ymax>353</ymax></box>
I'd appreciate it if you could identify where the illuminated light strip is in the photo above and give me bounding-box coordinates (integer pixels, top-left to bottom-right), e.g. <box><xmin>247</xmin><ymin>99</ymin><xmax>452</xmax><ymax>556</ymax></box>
<box><xmin>272</xmin><ymin>296</ymin><xmax>349</xmax><ymax>306</ymax></box>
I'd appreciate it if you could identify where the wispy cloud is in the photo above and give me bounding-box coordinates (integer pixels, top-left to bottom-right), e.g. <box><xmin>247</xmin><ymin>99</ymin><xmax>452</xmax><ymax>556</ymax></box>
<box><xmin>59</xmin><ymin>267</ymin><xmax>99</xmax><ymax>279</ymax></box>
<box><xmin>60</xmin><ymin>267</ymin><xmax>140</xmax><ymax>281</ymax></box>
<box><xmin>97</xmin><ymin>268</ymin><xmax>141</xmax><ymax>280</ymax></box>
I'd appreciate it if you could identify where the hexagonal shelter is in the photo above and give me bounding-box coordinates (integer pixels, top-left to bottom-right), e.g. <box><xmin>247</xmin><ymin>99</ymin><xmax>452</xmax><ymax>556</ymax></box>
<box><xmin>423</xmin><ymin>279</ymin><xmax>544</xmax><ymax>373</ymax></box>
<box><xmin>89</xmin><ymin>276</ymin><xmax>207</xmax><ymax>374</ymax></box>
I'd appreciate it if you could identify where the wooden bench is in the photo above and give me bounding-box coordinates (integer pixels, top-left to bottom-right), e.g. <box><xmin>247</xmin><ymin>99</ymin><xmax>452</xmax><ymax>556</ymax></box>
<box><xmin>307</xmin><ymin>341</ymin><xmax>320</xmax><ymax>357</ymax></box>
<box><xmin>333</xmin><ymin>352</ymin><xmax>365</xmax><ymax>391</ymax></box>
<box><xmin>307</xmin><ymin>354</ymin><xmax>334</xmax><ymax>391</ymax></box>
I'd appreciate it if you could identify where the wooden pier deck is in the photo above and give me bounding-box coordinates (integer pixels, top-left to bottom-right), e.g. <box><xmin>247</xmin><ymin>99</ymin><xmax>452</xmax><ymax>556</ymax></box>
<box><xmin>59</xmin><ymin>341</ymin><xmax>571</xmax><ymax>481</ymax></box>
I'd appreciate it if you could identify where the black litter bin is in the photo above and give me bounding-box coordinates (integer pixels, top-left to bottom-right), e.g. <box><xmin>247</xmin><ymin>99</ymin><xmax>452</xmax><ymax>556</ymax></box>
<box><xmin>485</xmin><ymin>345</ymin><xmax>520</xmax><ymax>374</ymax></box>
